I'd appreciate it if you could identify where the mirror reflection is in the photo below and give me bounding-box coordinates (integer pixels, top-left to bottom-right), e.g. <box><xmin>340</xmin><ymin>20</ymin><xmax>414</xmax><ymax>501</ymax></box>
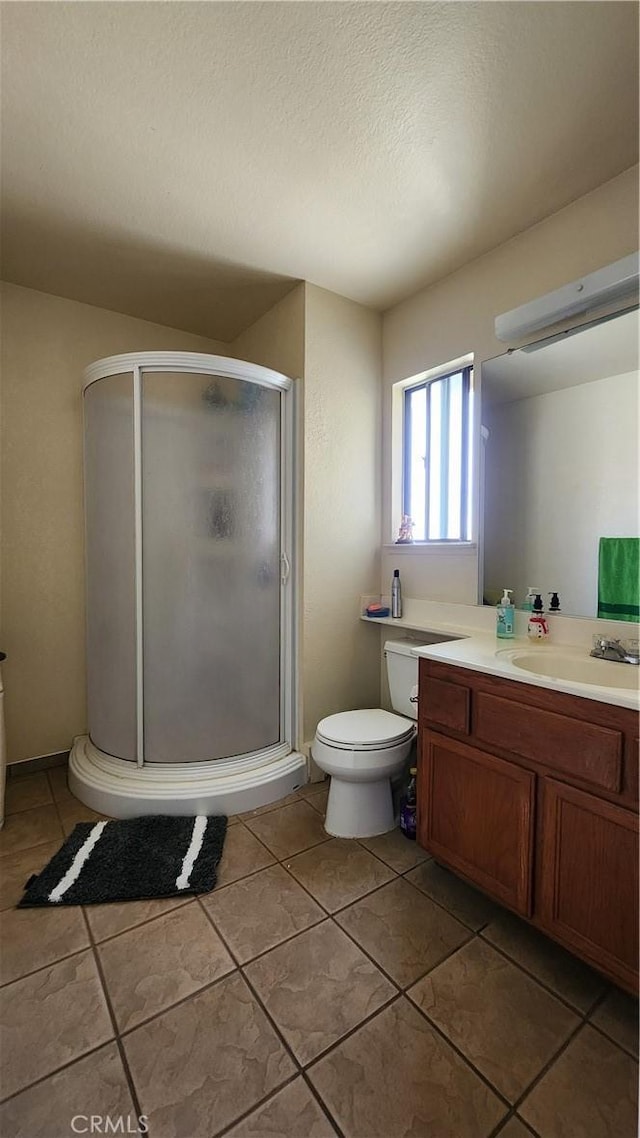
<box><xmin>481</xmin><ymin>307</ymin><xmax>639</xmax><ymax>618</ymax></box>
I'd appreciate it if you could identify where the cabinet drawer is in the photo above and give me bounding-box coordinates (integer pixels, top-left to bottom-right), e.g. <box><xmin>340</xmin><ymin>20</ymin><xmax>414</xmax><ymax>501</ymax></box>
<box><xmin>420</xmin><ymin>676</ymin><xmax>470</xmax><ymax>734</ymax></box>
<box><xmin>474</xmin><ymin>692</ymin><xmax>622</xmax><ymax>793</ymax></box>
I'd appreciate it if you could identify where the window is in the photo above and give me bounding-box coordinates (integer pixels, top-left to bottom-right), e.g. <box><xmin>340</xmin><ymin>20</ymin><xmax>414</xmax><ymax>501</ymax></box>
<box><xmin>402</xmin><ymin>364</ymin><xmax>473</xmax><ymax>541</ymax></box>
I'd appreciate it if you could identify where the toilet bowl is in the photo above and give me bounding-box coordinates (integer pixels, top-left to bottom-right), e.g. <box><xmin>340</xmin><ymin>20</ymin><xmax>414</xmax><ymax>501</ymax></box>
<box><xmin>311</xmin><ymin>638</ymin><xmax>434</xmax><ymax>839</ymax></box>
<box><xmin>312</xmin><ymin>708</ymin><xmax>415</xmax><ymax>838</ymax></box>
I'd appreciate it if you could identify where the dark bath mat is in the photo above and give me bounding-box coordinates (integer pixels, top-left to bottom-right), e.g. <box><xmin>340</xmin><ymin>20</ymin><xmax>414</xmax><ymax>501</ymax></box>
<box><xmin>17</xmin><ymin>814</ymin><xmax>227</xmax><ymax>907</ymax></box>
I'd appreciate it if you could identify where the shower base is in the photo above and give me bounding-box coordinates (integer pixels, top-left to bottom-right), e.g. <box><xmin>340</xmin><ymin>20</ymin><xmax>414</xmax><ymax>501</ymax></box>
<box><xmin>69</xmin><ymin>736</ymin><xmax>308</xmax><ymax>819</ymax></box>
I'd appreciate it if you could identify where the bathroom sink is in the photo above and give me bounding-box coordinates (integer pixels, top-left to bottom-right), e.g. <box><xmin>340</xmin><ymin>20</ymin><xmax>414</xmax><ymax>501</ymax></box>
<box><xmin>499</xmin><ymin>649</ymin><xmax>640</xmax><ymax>691</ymax></box>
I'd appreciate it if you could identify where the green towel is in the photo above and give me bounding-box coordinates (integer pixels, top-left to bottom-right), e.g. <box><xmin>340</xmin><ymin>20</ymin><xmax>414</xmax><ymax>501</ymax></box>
<box><xmin>597</xmin><ymin>538</ymin><xmax>640</xmax><ymax>621</ymax></box>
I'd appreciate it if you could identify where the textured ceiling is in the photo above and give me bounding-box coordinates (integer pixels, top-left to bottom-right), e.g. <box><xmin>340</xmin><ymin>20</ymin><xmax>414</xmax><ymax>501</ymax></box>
<box><xmin>1</xmin><ymin>1</ymin><xmax>638</xmax><ymax>340</ymax></box>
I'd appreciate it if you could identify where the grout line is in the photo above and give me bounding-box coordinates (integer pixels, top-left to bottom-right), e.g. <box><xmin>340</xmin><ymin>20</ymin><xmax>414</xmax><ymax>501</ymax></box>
<box><xmin>488</xmin><ymin>1109</ymin><xmax>540</xmax><ymax>1138</ymax></box>
<box><xmin>241</xmin><ymin>790</ymin><xmax>326</xmax><ymax>823</ymax></box>
<box><xmin>201</xmin><ymin>909</ymin><xmax>327</xmax><ymax>970</ymax></box>
<box><xmin>280</xmin><ymin>862</ymin><xmax>391</xmax><ymax>918</ymax></box>
<box><xmin>475</xmin><ymin>931</ymin><xmax>608</xmax><ymax>1019</ymax></box>
<box><xmin>204</xmin><ymin>839</ymin><xmax>499</xmax><ymax>1093</ymax></box>
<box><xmin>352</xmin><ymin>835</ymin><xmax>428</xmax><ymax>877</ymax></box>
<box><xmin>505</xmin><ymin>1016</ymin><xmax>589</xmax><ymax>1117</ymax></box>
<box><xmin>115</xmin><ymin>966</ymin><xmax>242</xmax><ymax>1041</ymax></box>
<box><xmin>299</xmin><ymin>1069</ymin><xmax>348</xmax><ymax>1138</ymax></box>
<box><xmin>405</xmin><ymin>942</ymin><xmax>634</xmax><ymax>1118</ymax></box>
<box><xmin>0</xmin><ymin>1038</ymin><xmax>122</xmax><ymax>1108</ymax></box>
<box><xmin>236</xmin><ymin>787</ymin><xmax>308</xmax><ymax>821</ymax></box>
<box><xmin>197</xmin><ymin>896</ymin><xmax>389</xmax><ymax>1138</ymax></box>
<box><xmin>331</xmin><ymin>911</ymin><xmax>474</xmax><ymax>996</ymax></box>
<box><xmin>195</xmin><ymin>893</ymin><xmax>304</xmax><ymax>1079</ymax></box>
<box><xmin>210</xmin><ymin>1072</ymin><xmax>302</xmax><ymax>1138</ymax></box>
<box><xmin>206</xmin><ymin>842</ymin><xmax>444</xmax><ymax>1001</ymax></box>
<box><xmin>0</xmin><ymin>832</ymin><xmax>66</xmax><ymax>864</ymax></box>
<box><xmin>244</xmin><ymin>831</ymin><xmax>332</xmax><ymax>863</ymax></box>
<box><xmin>0</xmin><ymin>941</ymin><xmax>94</xmax><ymax>992</ymax></box>
<box><xmin>80</xmin><ymin>907</ymin><xmax>145</xmax><ymax>1124</ymax></box>
<box><xmin>46</xmin><ymin>770</ymin><xmax>68</xmax><ymax>836</ymax></box>
<box><xmin>398</xmin><ymin>863</ymin><xmax>500</xmax><ymax>935</ymax></box>
<box><xmin>262</xmin><ymin>837</ymin><xmax>498</xmax><ymax>1003</ymax></box>
<box><xmin>3</xmin><ymin>796</ymin><xmax>56</xmax><ymax>820</ymax></box>
<box><xmin>277</xmin><ymin>842</ymin><xmax>408</xmax><ymax>917</ymax></box>
<box><xmin>588</xmin><ymin>1018</ymin><xmax>640</xmax><ymax>1062</ymax></box>
<box><xmin>82</xmin><ymin>897</ymin><xmax>193</xmax><ymax>947</ymax></box>
<box><xmin>0</xmin><ymin>837</ymin><xmax>63</xmax><ymax>864</ymax></box>
<box><xmin>300</xmin><ymin>990</ymin><xmax>402</xmax><ymax>1075</ymax></box>
<box><xmin>581</xmin><ymin>984</ymin><xmax>612</xmax><ymax>1020</ymax></box>
<box><xmin>405</xmin><ymin>994</ymin><xmax>513</xmax><ymax>1111</ymax></box>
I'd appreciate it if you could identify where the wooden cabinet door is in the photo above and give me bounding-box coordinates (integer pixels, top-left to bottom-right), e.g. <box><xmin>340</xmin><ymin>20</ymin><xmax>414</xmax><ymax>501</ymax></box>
<box><xmin>538</xmin><ymin>778</ymin><xmax>639</xmax><ymax>993</ymax></box>
<box><xmin>418</xmin><ymin>731</ymin><xmax>535</xmax><ymax>916</ymax></box>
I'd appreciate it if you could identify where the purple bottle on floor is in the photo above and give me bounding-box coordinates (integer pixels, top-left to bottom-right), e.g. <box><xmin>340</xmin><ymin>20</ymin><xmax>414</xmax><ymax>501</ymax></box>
<box><xmin>399</xmin><ymin>766</ymin><xmax>417</xmax><ymax>840</ymax></box>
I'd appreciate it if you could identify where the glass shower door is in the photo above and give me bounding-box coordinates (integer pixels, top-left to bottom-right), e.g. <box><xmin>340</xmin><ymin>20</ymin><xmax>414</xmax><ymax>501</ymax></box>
<box><xmin>141</xmin><ymin>370</ymin><xmax>282</xmax><ymax>763</ymax></box>
<box><xmin>84</xmin><ymin>373</ymin><xmax>138</xmax><ymax>761</ymax></box>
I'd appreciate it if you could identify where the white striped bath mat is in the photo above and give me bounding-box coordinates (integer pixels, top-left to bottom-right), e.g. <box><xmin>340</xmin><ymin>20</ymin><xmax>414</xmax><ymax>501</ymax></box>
<box><xmin>17</xmin><ymin>815</ymin><xmax>227</xmax><ymax>907</ymax></box>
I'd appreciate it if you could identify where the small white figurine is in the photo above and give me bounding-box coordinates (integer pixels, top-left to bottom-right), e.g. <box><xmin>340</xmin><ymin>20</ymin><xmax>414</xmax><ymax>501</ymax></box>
<box><xmin>396</xmin><ymin>514</ymin><xmax>415</xmax><ymax>544</ymax></box>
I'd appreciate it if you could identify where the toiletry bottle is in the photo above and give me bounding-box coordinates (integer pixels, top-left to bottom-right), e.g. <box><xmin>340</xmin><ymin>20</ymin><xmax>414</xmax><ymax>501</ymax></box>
<box><xmin>522</xmin><ymin>587</ymin><xmax>540</xmax><ymax>612</ymax></box>
<box><xmin>527</xmin><ymin>595</ymin><xmax>550</xmax><ymax>640</ymax></box>
<box><xmin>400</xmin><ymin>767</ymin><xmax>417</xmax><ymax>840</ymax></box>
<box><xmin>496</xmin><ymin>589</ymin><xmax>515</xmax><ymax>639</ymax></box>
<box><xmin>391</xmin><ymin>569</ymin><xmax>402</xmax><ymax>619</ymax></box>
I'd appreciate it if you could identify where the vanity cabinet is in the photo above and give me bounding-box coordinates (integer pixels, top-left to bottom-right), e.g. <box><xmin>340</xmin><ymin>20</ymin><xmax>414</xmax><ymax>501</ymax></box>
<box><xmin>537</xmin><ymin>779</ymin><xmax>639</xmax><ymax>993</ymax></box>
<box><xmin>418</xmin><ymin>658</ymin><xmax>639</xmax><ymax>993</ymax></box>
<box><xmin>419</xmin><ymin>734</ymin><xmax>534</xmax><ymax>916</ymax></box>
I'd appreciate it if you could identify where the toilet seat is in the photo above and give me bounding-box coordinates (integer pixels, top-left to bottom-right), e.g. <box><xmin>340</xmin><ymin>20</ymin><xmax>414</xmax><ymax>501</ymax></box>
<box><xmin>316</xmin><ymin>709</ymin><xmax>415</xmax><ymax>751</ymax></box>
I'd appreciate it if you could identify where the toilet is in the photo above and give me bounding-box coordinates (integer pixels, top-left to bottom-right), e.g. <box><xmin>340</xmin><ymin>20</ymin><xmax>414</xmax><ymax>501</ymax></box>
<box><xmin>312</xmin><ymin>639</ymin><xmax>423</xmax><ymax>839</ymax></box>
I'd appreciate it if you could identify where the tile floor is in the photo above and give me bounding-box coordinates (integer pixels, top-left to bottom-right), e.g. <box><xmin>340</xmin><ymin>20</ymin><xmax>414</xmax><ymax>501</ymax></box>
<box><xmin>0</xmin><ymin>766</ymin><xmax>638</xmax><ymax>1138</ymax></box>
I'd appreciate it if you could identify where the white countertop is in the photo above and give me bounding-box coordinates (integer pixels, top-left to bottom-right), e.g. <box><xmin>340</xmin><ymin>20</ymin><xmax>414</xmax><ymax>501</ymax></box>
<box><xmin>361</xmin><ymin>602</ymin><xmax>640</xmax><ymax>711</ymax></box>
<box><xmin>410</xmin><ymin>632</ymin><xmax>639</xmax><ymax>711</ymax></box>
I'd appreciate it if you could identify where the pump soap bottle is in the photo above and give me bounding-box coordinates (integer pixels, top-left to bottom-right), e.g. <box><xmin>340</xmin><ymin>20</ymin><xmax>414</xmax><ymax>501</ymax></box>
<box><xmin>391</xmin><ymin>569</ymin><xmax>403</xmax><ymax>619</ymax></box>
<box><xmin>522</xmin><ymin>587</ymin><xmax>540</xmax><ymax>612</ymax></box>
<box><xmin>496</xmin><ymin>589</ymin><xmax>515</xmax><ymax>639</ymax></box>
<box><xmin>527</xmin><ymin>595</ymin><xmax>550</xmax><ymax>640</ymax></box>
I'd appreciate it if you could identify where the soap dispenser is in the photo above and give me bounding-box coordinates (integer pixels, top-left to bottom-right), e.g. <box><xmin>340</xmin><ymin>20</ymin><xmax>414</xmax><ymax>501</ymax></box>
<box><xmin>527</xmin><ymin>594</ymin><xmax>550</xmax><ymax>640</ymax></box>
<box><xmin>522</xmin><ymin>587</ymin><xmax>540</xmax><ymax>612</ymax></box>
<box><xmin>496</xmin><ymin>589</ymin><xmax>515</xmax><ymax>639</ymax></box>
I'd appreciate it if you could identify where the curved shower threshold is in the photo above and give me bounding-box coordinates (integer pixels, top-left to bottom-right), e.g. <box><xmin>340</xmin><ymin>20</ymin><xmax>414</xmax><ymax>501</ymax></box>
<box><xmin>69</xmin><ymin>736</ymin><xmax>308</xmax><ymax>819</ymax></box>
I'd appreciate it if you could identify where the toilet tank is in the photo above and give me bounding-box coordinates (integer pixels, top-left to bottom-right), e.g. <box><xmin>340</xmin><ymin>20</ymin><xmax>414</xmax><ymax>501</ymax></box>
<box><xmin>384</xmin><ymin>639</ymin><xmax>420</xmax><ymax>719</ymax></box>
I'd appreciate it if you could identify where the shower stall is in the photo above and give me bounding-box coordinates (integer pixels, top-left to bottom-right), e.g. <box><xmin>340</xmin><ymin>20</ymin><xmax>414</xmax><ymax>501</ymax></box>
<box><xmin>70</xmin><ymin>352</ymin><xmax>305</xmax><ymax>817</ymax></box>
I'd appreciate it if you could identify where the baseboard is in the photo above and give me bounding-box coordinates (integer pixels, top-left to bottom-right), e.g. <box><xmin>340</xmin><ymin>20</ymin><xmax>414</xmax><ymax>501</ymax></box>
<box><xmin>301</xmin><ymin>742</ymin><xmax>326</xmax><ymax>784</ymax></box>
<box><xmin>7</xmin><ymin>751</ymin><xmax>69</xmax><ymax>777</ymax></box>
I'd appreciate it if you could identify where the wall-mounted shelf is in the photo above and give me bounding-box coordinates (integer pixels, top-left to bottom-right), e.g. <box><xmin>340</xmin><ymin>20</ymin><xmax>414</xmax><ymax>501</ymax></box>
<box><xmin>360</xmin><ymin>614</ymin><xmax>468</xmax><ymax>639</ymax></box>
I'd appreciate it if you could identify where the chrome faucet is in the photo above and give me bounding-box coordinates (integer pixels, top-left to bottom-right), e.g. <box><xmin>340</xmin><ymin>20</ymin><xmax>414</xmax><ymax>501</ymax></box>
<box><xmin>590</xmin><ymin>636</ymin><xmax>640</xmax><ymax>665</ymax></box>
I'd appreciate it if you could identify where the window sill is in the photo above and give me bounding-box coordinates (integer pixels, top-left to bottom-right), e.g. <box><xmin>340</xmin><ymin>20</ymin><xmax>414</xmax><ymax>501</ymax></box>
<box><xmin>382</xmin><ymin>543</ymin><xmax>477</xmax><ymax>555</ymax></box>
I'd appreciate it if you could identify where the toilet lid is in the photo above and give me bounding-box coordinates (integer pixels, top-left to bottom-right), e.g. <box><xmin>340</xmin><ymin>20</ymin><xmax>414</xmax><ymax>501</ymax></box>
<box><xmin>316</xmin><ymin>709</ymin><xmax>415</xmax><ymax>748</ymax></box>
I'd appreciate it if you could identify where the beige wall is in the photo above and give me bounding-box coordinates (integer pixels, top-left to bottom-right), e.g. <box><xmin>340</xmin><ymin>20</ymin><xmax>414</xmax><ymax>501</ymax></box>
<box><xmin>302</xmin><ymin>284</ymin><xmax>382</xmax><ymax>742</ymax></box>
<box><xmin>1</xmin><ymin>283</ymin><xmax>228</xmax><ymax>763</ymax></box>
<box><xmin>381</xmin><ymin>164</ymin><xmax>639</xmax><ymax>601</ymax></box>
<box><xmin>230</xmin><ymin>284</ymin><xmax>305</xmax><ymax>380</ymax></box>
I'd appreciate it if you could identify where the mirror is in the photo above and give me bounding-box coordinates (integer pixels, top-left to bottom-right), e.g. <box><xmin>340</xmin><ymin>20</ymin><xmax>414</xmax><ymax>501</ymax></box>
<box><xmin>481</xmin><ymin>307</ymin><xmax>639</xmax><ymax>618</ymax></box>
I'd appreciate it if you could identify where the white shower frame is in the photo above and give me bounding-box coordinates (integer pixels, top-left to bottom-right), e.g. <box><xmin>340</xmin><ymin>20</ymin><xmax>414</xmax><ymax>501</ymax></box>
<box><xmin>70</xmin><ymin>352</ymin><xmax>306</xmax><ymax>817</ymax></box>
